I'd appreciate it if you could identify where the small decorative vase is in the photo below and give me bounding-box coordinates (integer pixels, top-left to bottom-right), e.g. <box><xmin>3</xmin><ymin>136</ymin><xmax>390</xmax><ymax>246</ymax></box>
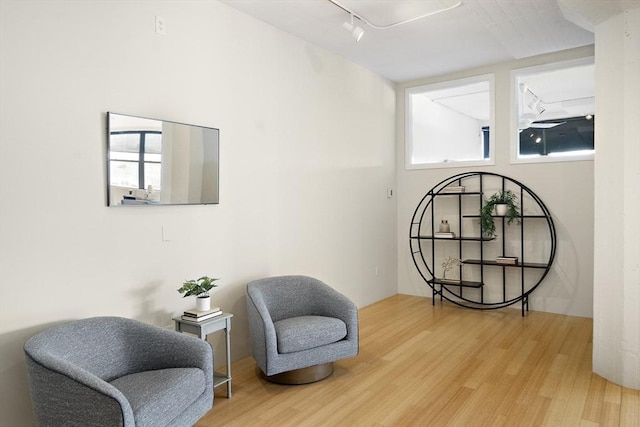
<box><xmin>439</xmin><ymin>220</ymin><xmax>450</xmax><ymax>233</ymax></box>
<box><xmin>196</xmin><ymin>296</ymin><xmax>211</xmax><ymax>311</ymax></box>
<box><xmin>495</xmin><ymin>204</ymin><xmax>508</xmax><ymax>216</ymax></box>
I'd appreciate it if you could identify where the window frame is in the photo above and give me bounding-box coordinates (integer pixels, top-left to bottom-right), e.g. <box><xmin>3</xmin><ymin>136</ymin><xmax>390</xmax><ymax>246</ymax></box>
<box><xmin>109</xmin><ymin>130</ymin><xmax>162</xmax><ymax>190</ymax></box>
<box><xmin>405</xmin><ymin>73</ymin><xmax>496</xmax><ymax>170</ymax></box>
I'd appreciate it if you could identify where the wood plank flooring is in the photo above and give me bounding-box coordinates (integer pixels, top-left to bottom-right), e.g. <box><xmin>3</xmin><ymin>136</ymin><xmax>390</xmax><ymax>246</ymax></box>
<box><xmin>197</xmin><ymin>294</ymin><xmax>639</xmax><ymax>427</ymax></box>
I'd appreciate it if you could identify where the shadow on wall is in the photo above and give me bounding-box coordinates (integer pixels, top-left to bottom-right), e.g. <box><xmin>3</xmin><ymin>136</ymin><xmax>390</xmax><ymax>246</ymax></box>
<box><xmin>130</xmin><ymin>280</ymin><xmax>174</xmax><ymax>327</ymax></box>
<box><xmin>304</xmin><ymin>44</ymin><xmax>325</xmax><ymax>74</ymax></box>
<box><xmin>528</xmin><ymin>216</ymin><xmax>586</xmax><ymax>315</ymax></box>
<box><xmin>211</xmin><ymin>283</ymin><xmax>252</xmax><ymax>367</ymax></box>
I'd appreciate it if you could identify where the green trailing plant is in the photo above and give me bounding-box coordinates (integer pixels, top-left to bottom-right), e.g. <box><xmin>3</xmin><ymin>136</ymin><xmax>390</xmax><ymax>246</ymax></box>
<box><xmin>177</xmin><ymin>276</ymin><xmax>219</xmax><ymax>298</ymax></box>
<box><xmin>480</xmin><ymin>190</ymin><xmax>521</xmax><ymax>238</ymax></box>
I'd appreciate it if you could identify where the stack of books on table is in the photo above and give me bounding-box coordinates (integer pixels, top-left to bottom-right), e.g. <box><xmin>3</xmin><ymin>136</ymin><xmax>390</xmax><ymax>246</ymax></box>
<box><xmin>434</xmin><ymin>232</ymin><xmax>456</xmax><ymax>238</ymax></box>
<box><xmin>496</xmin><ymin>256</ymin><xmax>518</xmax><ymax>265</ymax></box>
<box><xmin>181</xmin><ymin>307</ymin><xmax>223</xmax><ymax>322</ymax></box>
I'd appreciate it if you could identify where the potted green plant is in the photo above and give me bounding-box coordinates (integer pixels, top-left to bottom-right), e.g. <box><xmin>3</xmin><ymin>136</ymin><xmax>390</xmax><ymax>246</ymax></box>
<box><xmin>480</xmin><ymin>190</ymin><xmax>521</xmax><ymax>238</ymax></box>
<box><xmin>178</xmin><ymin>276</ymin><xmax>220</xmax><ymax>311</ymax></box>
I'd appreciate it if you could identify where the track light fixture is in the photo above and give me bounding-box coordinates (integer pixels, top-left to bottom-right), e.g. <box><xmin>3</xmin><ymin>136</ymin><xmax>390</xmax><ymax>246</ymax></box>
<box><xmin>528</xmin><ymin>98</ymin><xmax>546</xmax><ymax>115</ymax></box>
<box><xmin>329</xmin><ymin>0</ymin><xmax>461</xmax><ymax>42</ymax></box>
<box><xmin>521</xmin><ymin>83</ymin><xmax>546</xmax><ymax>115</ymax></box>
<box><xmin>343</xmin><ymin>13</ymin><xmax>364</xmax><ymax>42</ymax></box>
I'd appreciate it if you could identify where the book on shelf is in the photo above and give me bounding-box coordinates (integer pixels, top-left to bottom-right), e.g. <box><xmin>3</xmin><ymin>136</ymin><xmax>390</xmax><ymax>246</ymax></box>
<box><xmin>438</xmin><ymin>278</ymin><xmax>461</xmax><ymax>284</ymax></box>
<box><xmin>442</xmin><ymin>186</ymin><xmax>465</xmax><ymax>193</ymax></box>
<box><xmin>496</xmin><ymin>256</ymin><xmax>518</xmax><ymax>265</ymax></box>
<box><xmin>434</xmin><ymin>232</ymin><xmax>456</xmax><ymax>238</ymax></box>
<box><xmin>181</xmin><ymin>311</ymin><xmax>223</xmax><ymax>322</ymax></box>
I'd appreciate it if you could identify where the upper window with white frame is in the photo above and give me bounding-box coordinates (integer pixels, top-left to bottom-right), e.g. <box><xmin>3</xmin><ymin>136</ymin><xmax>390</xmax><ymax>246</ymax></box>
<box><xmin>405</xmin><ymin>74</ymin><xmax>495</xmax><ymax>170</ymax></box>
<box><xmin>512</xmin><ymin>57</ymin><xmax>594</xmax><ymax>163</ymax></box>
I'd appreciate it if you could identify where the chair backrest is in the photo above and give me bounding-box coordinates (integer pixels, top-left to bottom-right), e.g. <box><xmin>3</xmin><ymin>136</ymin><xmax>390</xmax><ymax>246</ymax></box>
<box><xmin>24</xmin><ymin>317</ymin><xmax>151</xmax><ymax>382</ymax></box>
<box><xmin>247</xmin><ymin>275</ymin><xmax>334</xmax><ymax>322</ymax></box>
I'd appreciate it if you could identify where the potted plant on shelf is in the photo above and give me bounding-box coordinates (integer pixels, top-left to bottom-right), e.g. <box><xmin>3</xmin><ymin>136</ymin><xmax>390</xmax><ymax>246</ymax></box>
<box><xmin>480</xmin><ymin>190</ymin><xmax>521</xmax><ymax>238</ymax></box>
<box><xmin>178</xmin><ymin>276</ymin><xmax>219</xmax><ymax>311</ymax></box>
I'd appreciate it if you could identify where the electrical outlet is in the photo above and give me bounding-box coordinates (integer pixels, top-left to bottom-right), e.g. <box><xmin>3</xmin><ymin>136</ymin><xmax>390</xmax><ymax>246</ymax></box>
<box><xmin>155</xmin><ymin>16</ymin><xmax>166</xmax><ymax>35</ymax></box>
<box><xmin>161</xmin><ymin>225</ymin><xmax>171</xmax><ymax>242</ymax></box>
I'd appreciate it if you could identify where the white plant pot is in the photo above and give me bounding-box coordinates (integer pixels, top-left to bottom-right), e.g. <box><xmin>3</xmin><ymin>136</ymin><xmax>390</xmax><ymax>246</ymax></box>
<box><xmin>495</xmin><ymin>204</ymin><xmax>508</xmax><ymax>216</ymax></box>
<box><xmin>196</xmin><ymin>296</ymin><xmax>211</xmax><ymax>311</ymax></box>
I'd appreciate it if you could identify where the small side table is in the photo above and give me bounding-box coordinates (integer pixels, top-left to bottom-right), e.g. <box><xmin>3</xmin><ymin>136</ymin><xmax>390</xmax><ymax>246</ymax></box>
<box><xmin>173</xmin><ymin>312</ymin><xmax>233</xmax><ymax>398</ymax></box>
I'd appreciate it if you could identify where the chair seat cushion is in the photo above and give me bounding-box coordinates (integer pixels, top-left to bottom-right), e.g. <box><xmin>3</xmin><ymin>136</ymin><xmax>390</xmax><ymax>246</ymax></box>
<box><xmin>110</xmin><ymin>368</ymin><xmax>206</xmax><ymax>427</ymax></box>
<box><xmin>274</xmin><ymin>315</ymin><xmax>347</xmax><ymax>354</ymax></box>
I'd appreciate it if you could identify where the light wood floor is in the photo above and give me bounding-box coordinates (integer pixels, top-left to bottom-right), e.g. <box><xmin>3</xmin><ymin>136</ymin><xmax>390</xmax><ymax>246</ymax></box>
<box><xmin>197</xmin><ymin>294</ymin><xmax>639</xmax><ymax>427</ymax></box>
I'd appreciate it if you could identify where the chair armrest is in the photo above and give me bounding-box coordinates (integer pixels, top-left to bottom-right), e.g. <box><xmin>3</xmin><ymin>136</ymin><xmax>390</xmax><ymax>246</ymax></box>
<box><xmin>311</xmin><ymin>284</ymin><xmax>359</xmax><ymax>342</ymax></box>
<box><xmin>24</xmin><ymin>318</ymin><xmax>214</xmax><ymax>426</ymax></box>
<box><xmin>246</xmin><ymin>286</ymin><xmax>279</xmax><ymax>370</ymax></box>
<box><xmin>119</xmin><ymin>321</ymin><xmax>213</xmax><ymax>387</ymax></box>
<box><xmin>25</xmin><ymin>353</ymin><xmax>135</xmax><ymax>426</ymax></box>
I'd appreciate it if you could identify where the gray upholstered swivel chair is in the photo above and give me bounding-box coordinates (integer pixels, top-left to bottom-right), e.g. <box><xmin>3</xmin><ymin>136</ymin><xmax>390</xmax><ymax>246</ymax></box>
<box><xmin>246</xmin><ymin>275</ymin><xmax>358</xmax><ymax>384</ymax></box>
<box><xmin>24</xmin><ymin>316</ymin><xmax>213</xmax><ymax>427</ymax></box>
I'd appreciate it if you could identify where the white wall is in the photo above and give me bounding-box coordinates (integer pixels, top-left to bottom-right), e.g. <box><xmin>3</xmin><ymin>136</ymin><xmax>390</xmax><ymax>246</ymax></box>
<box><xmin>397</xmin><ymin>46</ymin><xmax>596</xmax><ymax>318</ymax></box>
<box><xmin>593</xmin><ymin>7</ymin><xmax>640</xmax><ymax>390</ymax></box>
<box><xmin>0</xmin><ymin>1</ymin><xmax>397</xmax><ymax>424</ymax></box>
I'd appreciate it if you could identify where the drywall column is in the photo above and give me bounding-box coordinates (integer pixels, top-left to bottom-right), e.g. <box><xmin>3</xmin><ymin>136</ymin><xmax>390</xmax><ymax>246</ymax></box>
<box><xmin>593</xmin><ymin>7</ymin><xmax>640</xmax><ymax>390</ymax></box>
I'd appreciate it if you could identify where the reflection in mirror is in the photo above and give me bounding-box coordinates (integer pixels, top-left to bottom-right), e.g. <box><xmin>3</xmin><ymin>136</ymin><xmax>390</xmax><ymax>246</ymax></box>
<box><xmin>107</xmin><ymin>113</ymin><xmax>219</xmax><ymax>206</ymax></box>
<box><xmin>514</xmin><ymin>58</ymin><xmax>594</xmax><ymax>162</ymax></box>
<box><xmin>405</xmin><ymin>74</ymin><xmax>494</xmax><ymax>169</ymax></box>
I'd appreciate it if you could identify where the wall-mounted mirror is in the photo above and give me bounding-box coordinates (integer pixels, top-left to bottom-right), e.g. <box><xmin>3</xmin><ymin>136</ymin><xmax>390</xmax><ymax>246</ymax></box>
<box><xmin>107</xmin><ymin>112</ymin><xmax>219</xmax><ymax>206</ymax></box>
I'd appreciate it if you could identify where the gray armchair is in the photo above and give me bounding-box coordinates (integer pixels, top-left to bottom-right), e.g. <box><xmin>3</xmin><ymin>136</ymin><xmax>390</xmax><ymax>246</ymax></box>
<box><xmin>24</xmin><ymin>316</ymin><xmax>213</xmax><ymax>427</ymax></box>
<box><xmin>246</xmin><ymin>275</ymin><xmax>358</xmax><ymax>384</ymax></box>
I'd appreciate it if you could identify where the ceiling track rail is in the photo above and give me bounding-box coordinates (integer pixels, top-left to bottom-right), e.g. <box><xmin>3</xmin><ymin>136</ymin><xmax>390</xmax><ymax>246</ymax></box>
<box><xmin>327</xmin><ymin>0</ymin><xmax>462</xmax><ymax>30</ymax></box>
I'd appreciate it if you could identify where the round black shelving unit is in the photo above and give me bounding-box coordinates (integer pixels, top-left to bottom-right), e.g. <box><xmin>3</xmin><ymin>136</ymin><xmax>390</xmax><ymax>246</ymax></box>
<box><xmin>409</xmin><ymin>172</ymin><xmax>557</xmax><ymax>316</ymax></box>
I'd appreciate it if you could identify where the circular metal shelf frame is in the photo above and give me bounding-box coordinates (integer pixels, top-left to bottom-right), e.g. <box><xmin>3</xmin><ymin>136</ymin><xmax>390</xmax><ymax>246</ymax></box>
<box><xmin>409</xmin><ymin>172</ymin><xmax>557</xmax><ymax>313</ymax></box>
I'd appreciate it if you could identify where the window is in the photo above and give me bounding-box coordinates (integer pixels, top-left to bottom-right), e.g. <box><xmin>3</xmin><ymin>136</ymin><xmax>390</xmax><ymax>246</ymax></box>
<box><xmin>109</xmin><ymin>131</ymin><xmax>162</xmax><ymax>190</ymax></box>
<box><xmin>512</xmin><ymin>57</ymin><xmax>594</xmax><ymax>163</ymax></box>
<box><xmin>405</xmin><ymin>74</ymin><xmax>494</xmax><ymax>169</ymax></box>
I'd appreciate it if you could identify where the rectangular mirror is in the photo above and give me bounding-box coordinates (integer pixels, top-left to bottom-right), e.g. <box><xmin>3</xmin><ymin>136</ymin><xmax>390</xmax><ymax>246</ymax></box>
<box><xmin>107</xmin><ymin>112</ymin><xmax>219</xmax><ymax>206</ymax></box>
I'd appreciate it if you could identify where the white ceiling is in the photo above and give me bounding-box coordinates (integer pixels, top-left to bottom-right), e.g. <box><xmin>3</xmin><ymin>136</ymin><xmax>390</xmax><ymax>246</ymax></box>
<box><xmin>216</xmin><ymin>0</ymin><xmax>628</xmax><ymax>82</ymax></box>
